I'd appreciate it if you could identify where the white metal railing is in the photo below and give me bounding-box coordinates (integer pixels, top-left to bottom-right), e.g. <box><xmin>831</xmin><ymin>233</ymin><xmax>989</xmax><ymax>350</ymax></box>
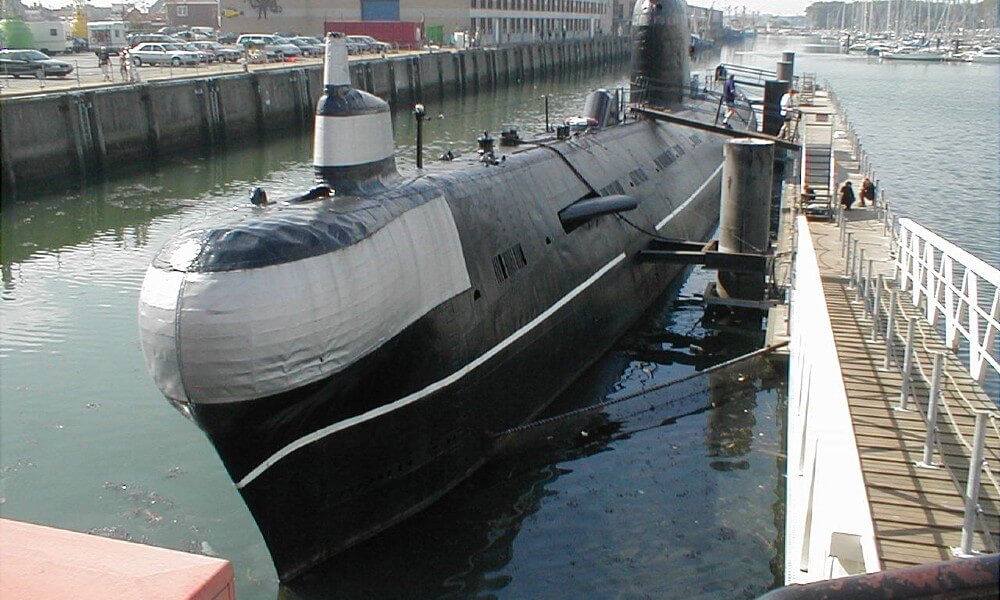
<box><xmin>843</xmin><ymin>207</ymin><xmax>1000</xmax><ymax>557</ymax></box>
<box><xmin>786</xmin><ymin>215</ymin><xmax>881</xmax><ymax>584</ymax></box>
<box><xmin>895</xmin><ymin>218</ymin><xmax>1000</xmax><ymax>384</ymax></box>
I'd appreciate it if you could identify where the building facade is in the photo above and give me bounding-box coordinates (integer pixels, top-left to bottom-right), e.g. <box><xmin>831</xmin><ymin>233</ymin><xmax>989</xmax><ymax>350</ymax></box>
<box><xmin>166</xmin><ymin>1</ymin><xmax>221</xmax><ymax>29</ymax></box>
<box><xmin>219</xmin><ymin>0</ymin><xmax>615</xmax><ymax>45</ymax></box>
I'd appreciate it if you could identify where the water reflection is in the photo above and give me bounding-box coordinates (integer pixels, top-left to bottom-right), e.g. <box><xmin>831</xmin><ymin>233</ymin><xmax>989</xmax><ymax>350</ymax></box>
<box><xmin>278</xmin><ymin>269</ymin><xmax>783</xmax><ymax>599</ymax></box>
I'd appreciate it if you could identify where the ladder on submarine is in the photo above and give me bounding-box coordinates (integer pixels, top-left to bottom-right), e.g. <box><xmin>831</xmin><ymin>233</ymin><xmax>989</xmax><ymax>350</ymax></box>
<box><xmin>800</xmin><ymin>114</ymin><xmax>835</xmax><ymax>220</ymax></box>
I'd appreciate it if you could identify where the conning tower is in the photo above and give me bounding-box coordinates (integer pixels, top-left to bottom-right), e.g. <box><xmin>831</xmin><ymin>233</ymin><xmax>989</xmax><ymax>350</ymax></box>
<box><xmin>313</xmin><ymin>32</ymin><xmax>397</xmax><ymax>194</ymax></box>
<box><xmin>630</xmin><ymin>0</ymin><xmax>691</xmax><ymax>107</ymax></box>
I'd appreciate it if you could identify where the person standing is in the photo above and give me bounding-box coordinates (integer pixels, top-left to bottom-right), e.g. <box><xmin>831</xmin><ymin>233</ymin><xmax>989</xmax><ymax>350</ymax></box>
<box><xmin>778</xmin><ymin>88</ymin><xmax>798</xmax><ymax>139</ymax></box>
<box><xmin>119</xmin><ymin>49</ymin><xmax>129</xmax><ymax>82</ymax></box>
<box><xmin>98</xmin><ymin>47</ymin><xmax>112</xmax><ymax>81</ymax></box>
<box><xmin>722</xmin><ymin>74</ymin><xmax>737</xmax><ymax>129</ymax></box>
<box><xmin>840</xmin><ymin>180</ymin><xmax>856</xmax><ymax>210</ymax></box>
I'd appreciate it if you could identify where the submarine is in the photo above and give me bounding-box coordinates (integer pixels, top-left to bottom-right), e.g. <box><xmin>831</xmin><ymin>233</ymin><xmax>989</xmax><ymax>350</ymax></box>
<box><xmin>138</xmin><ymin>0</ymin><xmax>739</xmax><ymax>582</ymax></box>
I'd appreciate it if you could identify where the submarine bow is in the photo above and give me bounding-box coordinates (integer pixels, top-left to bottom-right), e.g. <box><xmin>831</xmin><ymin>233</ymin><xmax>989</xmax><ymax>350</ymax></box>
<box><xmin>136</xmin><ymin>8</ymin><xmax>729</xmax><ymax>582</ymax></box>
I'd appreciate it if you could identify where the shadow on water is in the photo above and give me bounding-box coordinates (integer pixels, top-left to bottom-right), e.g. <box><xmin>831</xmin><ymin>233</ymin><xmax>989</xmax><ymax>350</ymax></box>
<box><xmin>280</xmin><ymin>268</ymin><xmax>786</xmax><ymax>599</ymax></box>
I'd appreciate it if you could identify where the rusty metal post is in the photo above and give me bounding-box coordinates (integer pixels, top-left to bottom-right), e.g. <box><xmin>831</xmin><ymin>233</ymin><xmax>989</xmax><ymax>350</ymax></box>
<box><xmin>717</xmin><ymin>138</ymin><xmax>774</xmax><ymax>301</ymax></box>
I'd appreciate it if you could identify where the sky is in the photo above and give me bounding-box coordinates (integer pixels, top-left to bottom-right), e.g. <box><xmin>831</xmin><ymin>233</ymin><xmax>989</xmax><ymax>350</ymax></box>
<box><xmin>31</xmin><ymin>0</ymin><xmax>814</xmax><ymax>17</ymax></box>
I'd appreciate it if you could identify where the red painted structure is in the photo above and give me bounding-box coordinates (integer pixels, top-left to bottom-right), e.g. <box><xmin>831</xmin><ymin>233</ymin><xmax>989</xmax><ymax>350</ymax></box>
<box><xmin>0</xmin><ymin>518</ymin><xmax>236</xmax><ymax>600</ymax></box>
<box><xmin>323</xmin><ymin>21</ymin><xmax>423</xmax><ymax>46</ymax></box>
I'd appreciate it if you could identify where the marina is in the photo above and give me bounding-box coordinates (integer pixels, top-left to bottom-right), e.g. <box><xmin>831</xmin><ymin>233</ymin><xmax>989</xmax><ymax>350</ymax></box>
<box><xmin>2</xmin><ymin>18</ymin><xmax>999</xmax><ymax>600</ymax></box>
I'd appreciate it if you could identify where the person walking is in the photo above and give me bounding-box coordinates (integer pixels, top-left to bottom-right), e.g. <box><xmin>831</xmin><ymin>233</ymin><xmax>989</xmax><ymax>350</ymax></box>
<box><xmin>722</xmin><ymin>74</ymin><xmax>737</xmax><ymax>129</ymax></box>
<box><xmin>840</xmin><ymin>180</ymin><xmax>856</xmax><ymax>210</ymax></box>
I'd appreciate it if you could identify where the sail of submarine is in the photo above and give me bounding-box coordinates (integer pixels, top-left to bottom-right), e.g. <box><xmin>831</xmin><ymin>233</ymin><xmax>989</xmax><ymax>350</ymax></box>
<box><xmin>138</xmin><ymin>0</ymin><xmax>731</xmax><ymax>582</ymax></box>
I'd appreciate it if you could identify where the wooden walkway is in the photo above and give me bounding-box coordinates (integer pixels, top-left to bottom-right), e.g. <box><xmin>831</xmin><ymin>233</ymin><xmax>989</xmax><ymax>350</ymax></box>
<box><xmin>800</xmin><ymin>92</ymin><xmax>1000</xmax><ymax>569</ymax></box>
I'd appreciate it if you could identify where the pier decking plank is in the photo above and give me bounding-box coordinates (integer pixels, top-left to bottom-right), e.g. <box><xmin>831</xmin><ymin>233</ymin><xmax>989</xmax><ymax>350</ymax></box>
<box><xmin>796</xmin><ymin>91</ymin><xmax>1000</xmax><ymax>569</ymax></box>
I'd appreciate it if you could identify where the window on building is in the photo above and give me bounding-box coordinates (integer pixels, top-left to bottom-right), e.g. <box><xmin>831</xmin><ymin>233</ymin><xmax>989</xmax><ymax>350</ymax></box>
<box><xmin>177</xmin><ymin>4</ymin><xmax>188</xmax><ymax>17</ymax></box>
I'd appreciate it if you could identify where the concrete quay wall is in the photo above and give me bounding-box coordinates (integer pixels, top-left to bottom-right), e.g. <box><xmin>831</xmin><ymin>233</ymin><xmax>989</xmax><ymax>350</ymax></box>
<box><xmin>1</xmin><ymin>37</ymin><xmax>628</xmax><ymax>193</ymax></box>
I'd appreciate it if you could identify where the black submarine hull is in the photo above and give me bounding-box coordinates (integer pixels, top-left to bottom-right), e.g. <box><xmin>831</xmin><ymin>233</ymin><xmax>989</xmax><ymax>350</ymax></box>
<box><xmin>178</xmin><ymin>118</ymin><xmax>725</xmax><ymax>580</ymax></box>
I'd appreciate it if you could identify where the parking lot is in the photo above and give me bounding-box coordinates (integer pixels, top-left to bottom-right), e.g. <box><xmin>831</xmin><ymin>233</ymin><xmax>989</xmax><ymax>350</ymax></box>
<box><xmin>0</xmin><ymin>50</ymin><xmax>329</xmax><ymax>95</ymax></box>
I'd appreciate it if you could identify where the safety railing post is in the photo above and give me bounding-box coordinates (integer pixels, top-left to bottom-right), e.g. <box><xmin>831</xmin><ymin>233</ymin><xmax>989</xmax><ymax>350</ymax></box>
<box><xmin>897</xmin><ymin>317</ymin><xmax>915</xmax><ymax>411</ymax></box>
<box><xmin>917</xmin><ymin>352</ymin><xmax>944</xmax><ymax>468</ymax></box>
<box><xmin>884</xmin><ymin>290</ymin><xmax>898</xmax><ymax>370</ymax></box>
<box><xmin>850</xmin><ymin>238</ymin><xmax>860</xmax><ymax>288</ymax></box>
<box><xmin>864</xmin><ymin>258</ymin><xmax>874</xmax><ymax>311</ymax></box>
<box><xmin>871</xmin><ymin>274</ymin><xmax>883</xmax><ymax>341</ymax></box>
<box><xmin>843</xmin><ymin>232</ymin><xmax>853</xmax><ymax>271</ymax></box>
<box><xmin>856</xmin><ymin>248</ymin><xmax>867</xmax><ymax>302</ymax></box>
<box><xmin>954</xmin><ymin>412</ymin><xmax>988</xmax><ymax>557</ymax></box>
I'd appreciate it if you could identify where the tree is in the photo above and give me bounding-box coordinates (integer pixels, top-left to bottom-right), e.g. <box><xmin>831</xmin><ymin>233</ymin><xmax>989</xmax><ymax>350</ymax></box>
<box><xmin>71</xmin><ymin>0</ymin><xmax>88</xmax><ymax>40</ymax></box>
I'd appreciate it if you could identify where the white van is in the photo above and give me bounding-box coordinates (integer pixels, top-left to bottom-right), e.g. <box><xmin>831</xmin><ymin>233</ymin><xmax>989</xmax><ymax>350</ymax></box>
<box><xmin>27</xmin><ymin>21</ymin><xmax>68</xmax><ymax>54</ymax></box>
<box><xmin>87</xmin><ymin>21</ymin><xmax>128</xmax><ymax>51</ymax></box>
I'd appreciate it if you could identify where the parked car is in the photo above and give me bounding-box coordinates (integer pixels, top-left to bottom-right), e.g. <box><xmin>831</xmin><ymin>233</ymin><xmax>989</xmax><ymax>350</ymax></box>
<box><xmin>129</xmin><ymin>33</ymin><xmax>183</xmax><ymax>47</ymax></box>
<box><xmin>346</xmin><ymin>35</ymin><xmax>391</xmax><ymax>53</ymax></box>
<box><xmin>190</xmin><ymin>41</ymin><xmax>242</xmax><ymax>62</ymax></box>
<box><xmin>175</xmin><ymin>30</ymin><xmax>212</xmax><ymax>42</ymax></box>
<box><xmin>0</xmin><ymin>49</ymin><xmax>74</xmax><ymax>78</ymax></box>
<box><xmin>190</xmin><ymin>27</ymin><xmax>217</xmax><ymax>39</ymax></box>
<box><xmin>180</xmin><ymin>42</ymin><xmax>216</xmax><ymax>62</ymax></box>
<box><xmin>345</xmin><ymin>39</ymin><xmax>367</xmax><ymax>55</ymax></box>
<box><xmin>287</xmin><ymin>36</ymin><xmax>324</xmax><ymax>57</ymax></box>
<box><xmin>235</xmin><ymin>34</ymin><xmax>301</xmax><ymax>60</ymax></box>
<box><xmin>129</xmin><ymin>42</ymin><xmax>200</xmax><ymax>67</ymax></box>
<box><xmin>217</xmin><ymin>32</ymin><xmax>239</xmax><ymax>44</ymax></box>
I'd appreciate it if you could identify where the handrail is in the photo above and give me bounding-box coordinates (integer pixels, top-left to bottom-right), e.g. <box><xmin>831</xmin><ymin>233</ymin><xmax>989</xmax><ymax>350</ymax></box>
<box><xmin>848</xmin><ymin>208</ymin><xmax>1000</xmax><ymax>557</ymax></box>
<box><xmin>895</xmin><ymin>217</ymin><xmax>1000</xmax><ymax>383</ymax></box>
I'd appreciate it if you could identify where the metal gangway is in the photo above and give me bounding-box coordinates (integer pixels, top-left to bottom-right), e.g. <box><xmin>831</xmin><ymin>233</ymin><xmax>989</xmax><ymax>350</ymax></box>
<box><xmin>799</xmin><ymin>112</ymin><xmax>835</xmax><ymax>219</ymax></box>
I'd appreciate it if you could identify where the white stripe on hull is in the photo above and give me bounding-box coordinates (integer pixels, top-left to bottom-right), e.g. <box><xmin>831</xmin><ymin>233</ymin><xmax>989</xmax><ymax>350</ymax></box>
<box><xmin>237</xmin><ymin>252</ymin><xmax>629</xmax><ymax>488</ymax></box>
<box><xmin>313</xmin><ymin>112</ymin><xmax>394</xmax><ymax>168</ymax></box>
<box><xmin>138</xmin><ymin>197</ymin><xmax>470</xmax><ymax>404</ymax></box>
<box><xmin>655</xmin><ymin>162</ymin><xmax>724</xmax><ymax>231</ymax></box>
<box><xmin>235</xmin><ymin>164</ymin><xmax>725</xmax><ymax>488</ymax></box>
